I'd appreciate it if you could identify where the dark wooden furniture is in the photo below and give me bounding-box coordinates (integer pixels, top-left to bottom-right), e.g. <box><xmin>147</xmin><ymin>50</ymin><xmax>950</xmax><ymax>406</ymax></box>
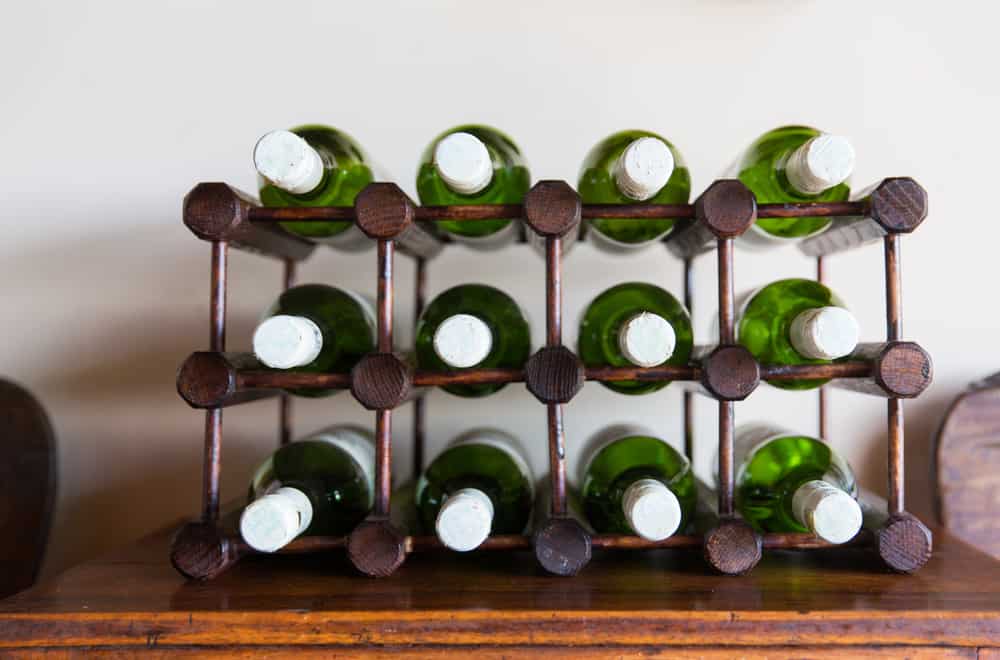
<box><xmin>173</xmin><ymin>177</ymin><xmax>934</xmax><ymax>580</ymax></box>
<box><xmin>1</xmin><ymin>521</ymin><xmax>998</xmax><ymax>656</ymax></box>
<box><xmin>0</xmin><ymin>379</ymin><xmax>55</xmax><ymax>598</ymax></box>
<box><xmin>936</xmin><ymin>372</ymin><xmax>1000</xmax><ymax>558</ymax></box>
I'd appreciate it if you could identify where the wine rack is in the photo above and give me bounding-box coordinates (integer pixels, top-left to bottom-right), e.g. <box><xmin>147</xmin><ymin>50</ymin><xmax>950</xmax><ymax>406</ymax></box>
<box><xmin>171</xmin><ymin>177</ymin><xmax>933</xmax><ymax>580</ymax></box>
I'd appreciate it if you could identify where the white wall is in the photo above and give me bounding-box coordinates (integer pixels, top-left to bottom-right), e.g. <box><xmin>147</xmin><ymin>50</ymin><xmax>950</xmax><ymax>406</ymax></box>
<box><xmin>2</xmin><ymin>0</ymin><xmax>995</xmax><ymax>576</ymax></box>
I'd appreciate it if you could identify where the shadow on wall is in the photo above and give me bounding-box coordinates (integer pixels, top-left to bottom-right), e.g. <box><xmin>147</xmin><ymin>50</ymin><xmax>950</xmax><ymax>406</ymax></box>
<box><xmin>1</xmin><ymin>222</ymin><xmax>293</xmax><ymax>576</ymax></box>
<box><xmin>855</xmin><ymin>386</ymin><xmax>958</xmax><ymax>525</ymax></box>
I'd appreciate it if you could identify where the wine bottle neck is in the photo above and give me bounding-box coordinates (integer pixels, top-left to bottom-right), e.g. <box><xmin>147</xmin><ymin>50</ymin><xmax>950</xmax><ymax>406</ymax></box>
<box><xmin>617</xmin><ymin>312</ymin><xmax>676</xmax><ymax>367</ymax></box>
<box><xmin>239</xmin><ymin>486</ymin><xmax>313</xmax><ymax>553</ymax></box>
<box><xmin>783</xmin><ymin>134</ymin><xmax>855</xmax><ymax>196</ymax></box>
<box><xmin>434</xmin><ymin>132</ymin><xmax>494</xmax><ymax>195</ymax></box>
<box><xmin>788</xmin><ymin>306</ymin><xmax>859</xmax><ymax>360</ymax></box>
<box><xmin>622</xmin><ymin>478</ymin><xmax>682</xmax><ymax>541</ymax></box>
<box><xmin>791</xmin><ymin>479</ymin><xmax>862</xmax><ymax>544</ymax></box>
<box><xmin>432</xmin><ymin>313</ymin><xmax>494</xmax><ymax>368</ymax></box>
<box><xmin>613</xmin><ymin>137</ymin><xmax>675</xmax><ymax>201</ymax></box>
<box><xmin>253</xmin><ymin>130</ymin><xmax>326</xmax><ymax>195</ymax></box>
<box><xmin>435</xmin><ymin>487</ymin><xmax>495</xmax><ymax>552</ymax></box>
<box><xmin>253</xmin><ymin>314</ymin><xmax>324</xmax><ymax>369</ymax></box>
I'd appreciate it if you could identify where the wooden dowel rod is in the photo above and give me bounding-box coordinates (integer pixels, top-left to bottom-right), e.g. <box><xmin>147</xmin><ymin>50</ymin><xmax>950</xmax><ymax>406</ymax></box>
<box><xmin>202</xmin><ymin>241</ymin><xmax>227</xmax><ymax>522</ymax></box>
<box><xmin>548</xmin><ymin>404</ymin><xmax>567</xmax><ymax>516</ymax></box>
<box><xmin>546</xmin><ymin>236</ymin><xmax>562</xmax><ymax>347</ymax></box>
<box><xmin>374</xmin><ymin>409</ymin><xmax>392</xmax><ymax>517</ymax></box>
<box><xmin>718</xmin><ymin>400</ymin><xmax>735</xmax><ymax>518</ymax></box>
<box><xmin>413</xmin><ymin>257</ymin><xmax>427</xmax><ymax>478</ymax></box>
<box><xmin>377</xmin><ymin>240</ymin><xmax>394</xmax><ymax>353</ymax></box>
<box><xmin>717</xmin><ymin>239</ymin><xmax>735</xmax><ymax>345</ymax></box>
<box><xmin>247</xmin><ymin>200</ymin><xmax>867</xmax><ymax>223</ymax></box>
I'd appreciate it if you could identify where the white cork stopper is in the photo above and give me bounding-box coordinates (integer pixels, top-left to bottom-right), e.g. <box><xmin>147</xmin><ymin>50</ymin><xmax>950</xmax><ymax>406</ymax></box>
<box><xmin>253</xmin><ymin>130</ymin><xmax>325</xmax><ymax>195</ymax></box>
<box><xmin>618</xmin><ymin>312</ymin><xmax>676</xmax><ymax>368</ymax></box>
<box><xmin>432</xmin><ymin>313</ymin><xmax>493</xmax><ymax>368</ymax></box>
<box><xmin>239</xmin><ymin>487</ymin><xmax>313</xmax><ymax>553</ymax></box>
<box><xmin>622</xmin><ymin>478</ymin><xmax>682</xmax><ymax>541</ymax></box>
<box><xmin>788</xmin><ymin>306</ymin><xmax>860</xmax><ymax>360</ymax></box>
<box><xmin>253</xmin><ymin>315</ymin><xmax>323</xmax><ymax>369</ymax></box>
<box><xmin>613</xmin><ymin>137</ymin><xmax>675</xmax><ymax>201</ymax></box>
<box><xmin>784</xmin><ymin>134</ymin><xmax>855</xmax><ymax>195</ymax></box>
<box><xmin>792</xmin><ymin>479</ymin><xmax>862</xmax><ymax>544</ymax></box>
<box><xmin>435</xmin><ymin>487</ymin><xmax>495</xmax><ymax>552</ymax></box>
<box><xmin>433</xmin><ymin>132</ymin><xmax>493</xmax><ymax>195</ymax></box>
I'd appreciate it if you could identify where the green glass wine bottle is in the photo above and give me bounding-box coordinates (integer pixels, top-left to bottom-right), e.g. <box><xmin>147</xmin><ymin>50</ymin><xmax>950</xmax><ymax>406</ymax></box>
<box><xmin>733</xmin><ymin>278</ymin><xmax>859</xmax><ymax>390</ymax></box>
<box><xmin>239</xmin><ymin>425</ymin><xmax>375</xmax><ymax>552</ymax></box>
<box><xmin>254</xmin><ymin>124</ymin><xmax>378</xmax><ymax>251</ymax></box>
<box><xmin>416</xmin><ymin>428</ymin><xmax>535</xmax><ymax>551</ymax></box>
<box><xmin>578</xmin><ymin>282</ymin><xmax>693</xmax><ymax>395</ymax></box>
<box><xmin>733</xmin><ymin>423</ymin><xmax>862</xmax><ymax>544</ymax></box>
<box><xmin>416</xmin><ymin>125</ymin><xmax>531</xmax><ymax>248</ymax></box>
<box><xmin>414</xmin><ymin>284</ymin><xmax>531</xmax><ymax>398</ymax></box>
<box><xmin>578</xmin><ymin>130</ymin><xmax>691</xmax><ymax>251</ymax></box>
<box><xmin>252</xmin><ymin>284</ymin><xmax>376</xmax><ymax>398</ymax></box>
<box><xmin>579</xmin><ymin>426</ymin><xmax>696</xmax><ymax>541</ymax></box>
<box><xmin>731</xmin><ymin>125</ymin><xmax>855</xmax><ymax>247</ymax></box>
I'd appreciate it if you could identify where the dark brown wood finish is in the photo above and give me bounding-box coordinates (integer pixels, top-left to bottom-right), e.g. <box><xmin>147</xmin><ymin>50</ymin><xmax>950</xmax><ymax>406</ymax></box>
<box><xmin>184</xmin><ymin>184</ymin><xmax>315</xmax><ymax>261</ymax></box>
<box><xmin>349</xmin><ymin>353</ymin><xmax>413</xmax><ymax>410</ymax></box>
<box><xmin>172</xmin><ymin>178</ymin><xmax>935</xmax><ymax>574</ymax></box>
<box><xmin>667</xmin><ymin>179</ymin><xmax>757</xmax><ymax>258</ymax></box>
<box><xmin>523</xmin><ymin>181</ymin><xmax>582</xmax><ymax>238</ymax></box>
<box><xmin>5</xmin><ymin>522</ymin><xmax>995</xmax><ymax>653</ymax></box>
<box><xmin>831</xmin><ymin>342</ymin><xmax>932</xmax><ymax>398</ymax></box>
<box><xmin>0</xmin><ymin>380</ymin><xmax>56</xmax><ymax>598</ymax></box>
<box><xmin>412</xmin><ymin>258</ymin><xmax>427</xmax><ymax>477</ymax></box>
<box><xmin>524</xmin><ymin>346</ymin><xmax>584</xmax><ymax>404</ymax></box>
<box><xmin>346</xmin><ymin>517</ymin><xmax>406</xmax><ymax>578</ymax></box>
<box><xmin>799</xmin><ymin>178</ymin><xmax>928</xmax><ymax>257</ymax></box>
<box><xmin>176</xmin><ymin>353</ymin><xmax>281</xmax><ymax>409</ymax></box>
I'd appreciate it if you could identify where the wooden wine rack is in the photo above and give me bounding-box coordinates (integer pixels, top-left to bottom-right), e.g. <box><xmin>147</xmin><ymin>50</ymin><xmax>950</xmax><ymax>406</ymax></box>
<box><xmin>171</xmin><ymin>177</ymin><xmax>933</xmax><ymax>580</ymax></box>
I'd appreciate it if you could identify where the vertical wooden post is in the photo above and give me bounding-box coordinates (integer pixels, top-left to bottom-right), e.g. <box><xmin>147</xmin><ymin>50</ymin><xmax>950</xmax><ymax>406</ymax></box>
<box><xmin>202</xmin><ymin>240</ymin><xmax>227</xmax><ymax>523</ymax></box>
<box><xmin>716</xmin><ymin>238</ymin><xmax>735</xmax><ymax>518</ymax></box>
<box><xmin>546</xmin><ymin>236</ymin><xmax>567</xmax><ymax>517</ymax></box>
<box><xmin>374</xmin><ymin>239</ymin><xmax>395</xmax><ymax>517</ymax></box>
<box><xmin>884</xmin><ymin>235</ymin><xmax>904</xmax><ymax>514</ymax></box>
<box><xmin>412</xmin><ymin>257</ymin><xmax>427</xmax><ymax>480</ymax></box>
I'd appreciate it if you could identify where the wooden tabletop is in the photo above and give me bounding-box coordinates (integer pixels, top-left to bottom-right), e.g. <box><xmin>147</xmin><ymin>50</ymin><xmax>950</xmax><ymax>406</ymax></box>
<box><xmin>1</xmin><ymin>523</ymin><xmax>999</xmax><ymax>657</ymax></box>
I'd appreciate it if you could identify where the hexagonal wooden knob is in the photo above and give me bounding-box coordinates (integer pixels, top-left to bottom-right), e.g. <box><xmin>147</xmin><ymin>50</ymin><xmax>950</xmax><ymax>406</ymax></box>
<box><xmin>183</xmin><ymin>183</ymin><xmax>314</xmax><ymax>261</ymax></box>
<box><xmin>874</xmin><ymin>342</ymin><xmax>933</xmax><ymax>398</ymax></box>
<box><xmin>524</xmin><ymin>346</ymin><xmax>585</xmax><ymax>404</ymax></box>
<box><xmin>695</xmin><ymin>180</ymin><xmax>757</xmax><ymax>239</ymax></box>
<box><xmin>869</xmin><ymin>178</ymin><xmax>928</xmax><ymax>234</ymax></box>
<box><xmin>533</xmin><ymin>517</ymin><xmax>592</xmax><ymax>576</ymax></box>
<box><xmin>700</xmin><ymin>345</ymin><xmax>760</xmax><ymax>401</ymax></box>
<box><xmin>877</xmin><ymin>512</ymin><xmax>933</xmax><ymax>574</ymax></box>
<box><xmin>170</xmin><ymin>521</ymin><xmax>242</xmax><ymax>581</ymax></box>
<box><xmin>350</xmin><ymin>353</ymin><xmax>413</xmax><ymax>410</ymax></box>
<box><xmin>703</xmin><ymin>518</ymin><xmax>762</xmax><ymax>575</ymax></box>
<box><xmin>354</xmin><ymin>183</ymin><xmax>416</xmax><ymax>240</ymax></box>
<box><xmin>347</xmin><ymin>518</ymin><xmax>407</xmax><ymax>578</ymax></box>
<box><xmin>523</xmin><ymin>181</ymin><xmax>581</xmax><ymax>238</ymax></box>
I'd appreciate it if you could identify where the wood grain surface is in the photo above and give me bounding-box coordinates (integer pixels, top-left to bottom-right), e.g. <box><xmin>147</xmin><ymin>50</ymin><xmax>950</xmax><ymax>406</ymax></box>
<box><xmin>1</xmin><ymin>522</ymin><xmax>998</xmax><ymax>652</ymax></box>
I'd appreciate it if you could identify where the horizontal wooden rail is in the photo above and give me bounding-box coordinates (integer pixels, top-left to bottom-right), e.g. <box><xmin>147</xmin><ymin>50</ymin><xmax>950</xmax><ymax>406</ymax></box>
<box><xmin>178</xmin><ymin>347</ymin><xmax>926</xmax><ymax>406</ymax></box>
<box><xmin>245</xmin><ymin>199</ymin><xmax>872</xmax><ymax>224</ymax></box>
